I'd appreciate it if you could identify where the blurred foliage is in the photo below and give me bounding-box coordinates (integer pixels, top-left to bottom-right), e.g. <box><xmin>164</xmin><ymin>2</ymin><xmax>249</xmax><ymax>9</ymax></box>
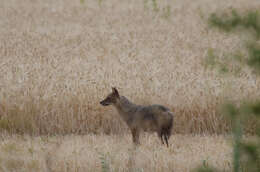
<box><xmin>209</xmin><ymin>10</ymin><xmax>260</xmax><ymax>38</ymax></box>
<box><xmin>196</xmin><ymin>9</ymin><xmax>260</xmax><ymax>172</ymax></box>
<box><xmin>206</xmin><ymin>9</ymin><xmax>260</xmax><ymax>74</ymax></box>
<box><xmin>80</xmin><ymin>0</ymin><xmax>85</xmax><ymax>4</ymax></box>
<box><xmin>98</xmin><ymin>152</ymin><xmax>111</xmax><ymax>172</ymax></box>
<box><xmin>204</xmin><ymin>48</ymin><xmax>245</xmax><ymax>76</ymax></box>
<box><xmin>143</xmin><ymin>0</ymin><xmax>172</xmax><ymax>20</ymax></box>
<box><xmin>162</xmin><ymin>5</ymin><xmax>171</xmax><ymax>20</ymax></box>
<box><xmin>196</xmin><ymin>102</ymin><xmax>260</xmax><ymax>172</ymax></box>
<box><xmin>247</xmin><ymin>43</ymin><xmax>260</xmax><ymax>72</ymax></box>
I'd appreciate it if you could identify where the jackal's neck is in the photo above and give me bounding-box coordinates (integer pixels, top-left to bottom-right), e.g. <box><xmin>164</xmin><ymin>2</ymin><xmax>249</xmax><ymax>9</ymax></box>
<box><xmin>113</xmin><ymin>96</ymin><xmax>138</xmax><ymax>119</ymax></box>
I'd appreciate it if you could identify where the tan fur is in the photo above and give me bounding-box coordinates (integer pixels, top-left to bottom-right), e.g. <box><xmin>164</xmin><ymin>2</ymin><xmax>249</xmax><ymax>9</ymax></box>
<box><xmin>100</xmin><ymin>87</ymin><xmax>174</xmax><ymax>147</ymax></box>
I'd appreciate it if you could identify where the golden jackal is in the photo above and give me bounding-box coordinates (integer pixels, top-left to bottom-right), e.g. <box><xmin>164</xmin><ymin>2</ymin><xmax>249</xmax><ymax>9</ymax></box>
<box><xmin>100</xmin><ymin>87</ymin><xmax>173</xmax><ymax>147</ymax></box>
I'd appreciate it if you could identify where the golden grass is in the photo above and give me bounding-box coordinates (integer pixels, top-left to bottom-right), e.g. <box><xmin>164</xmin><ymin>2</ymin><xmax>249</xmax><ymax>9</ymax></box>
<box><xmin>0</xmin><ymin>134</ymin><xmax>233</xmax><ymax>172</ymax></box>
<box><xmin>0</xmin><ymin>0</ymin><xmax>260</xmax><ymax>135</ymax></box>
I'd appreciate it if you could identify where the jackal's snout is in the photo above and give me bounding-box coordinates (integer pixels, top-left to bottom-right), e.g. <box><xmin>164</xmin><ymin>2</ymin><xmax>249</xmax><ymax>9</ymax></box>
<box><xmin>100</xmin><ymin>87</ymin><xmax>120</xmax><ymax>106</ymax></box>
<box><xmin>100</xmin><ymin>100</ymin><xmax>110</xmax><ymax>106</ymax></box>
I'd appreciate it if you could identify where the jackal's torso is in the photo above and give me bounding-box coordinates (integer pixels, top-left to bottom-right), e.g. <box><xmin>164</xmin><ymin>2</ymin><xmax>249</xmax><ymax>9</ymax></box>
<box><xmin>114</xmin><ymin>96</ymin><xmax>172</xmax><ymax>132</ymax></box>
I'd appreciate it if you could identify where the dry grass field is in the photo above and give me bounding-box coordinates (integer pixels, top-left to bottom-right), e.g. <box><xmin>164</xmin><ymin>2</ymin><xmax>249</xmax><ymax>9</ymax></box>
<box><xmin>0</xmin><ymin>134</ymin><xmax>233</xmax><ymax>172</ymax></box>
<box><xmin>0</xmin><ymin>0</ymin><xmax>260</xmax><ymax>135</ymax></box>
<box><xmin>1</xmin><ymin>0</ymin><xmax>260</xmax><ymax>171</ymax></box>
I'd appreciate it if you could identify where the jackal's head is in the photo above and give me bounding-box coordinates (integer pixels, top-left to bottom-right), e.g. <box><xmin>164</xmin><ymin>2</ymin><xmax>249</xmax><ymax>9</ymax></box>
<box><xmin>100</xmin><ymin>87</ymin><xmax>120</xmax><ymax>106</ymax></box>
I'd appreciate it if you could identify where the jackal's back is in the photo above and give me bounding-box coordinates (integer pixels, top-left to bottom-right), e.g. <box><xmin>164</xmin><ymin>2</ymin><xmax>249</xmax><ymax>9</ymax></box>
<box><xmin>133</xmin><ymin>104</ymin><xmax>173</xmax><ymax>133</ymax></box>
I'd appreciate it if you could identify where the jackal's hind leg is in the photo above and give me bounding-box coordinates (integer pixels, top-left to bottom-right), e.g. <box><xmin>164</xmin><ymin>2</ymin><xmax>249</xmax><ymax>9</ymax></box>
<box><xmin>163</xmin><ymin>134</ymin><xmax>169</xmax><ymax>147</ymax></box>
<box><xmin>131</xmin><ymin>128</ymin><xmax>140</xmax><ymax>145</ymax></box>
<box><xmin>157</xmin><ymin>130</ymin><xmax>164</xmax><ymax>145</ymax></box>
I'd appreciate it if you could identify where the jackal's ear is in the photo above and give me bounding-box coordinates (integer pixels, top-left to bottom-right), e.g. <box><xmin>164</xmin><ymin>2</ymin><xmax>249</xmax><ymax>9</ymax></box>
<box><xmin>112</xmin><ymin>87</ymin><xmax>119</xmax><ymax>98</ymax></box>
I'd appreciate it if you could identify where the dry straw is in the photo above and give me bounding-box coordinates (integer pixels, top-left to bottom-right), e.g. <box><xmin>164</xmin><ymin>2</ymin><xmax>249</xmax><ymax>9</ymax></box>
<box><xmin>0</xmin><ymin>134</ymin><xmax>233</xmax><ymax>172</ymax></box>
<box><xmin>0</xmin><ymin>0</ymin><xmax>260</xmax><ymax>135</ymax></box>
